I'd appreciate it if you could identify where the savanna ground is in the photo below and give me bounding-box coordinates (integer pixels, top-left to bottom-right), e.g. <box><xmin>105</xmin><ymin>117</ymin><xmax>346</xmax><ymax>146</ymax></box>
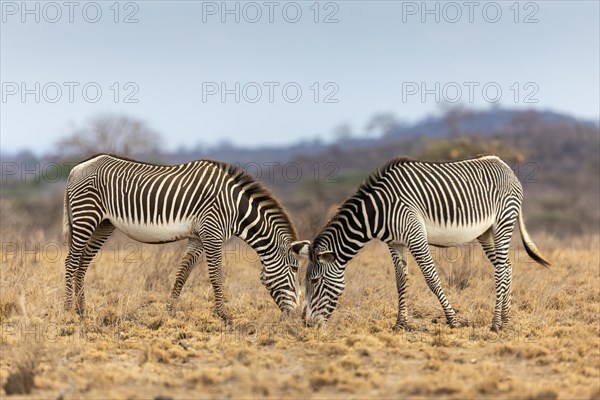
<box><xmin>1</xmin><ymin>231</ymin><xmax>598</xmax><ymax>399</ymax></box>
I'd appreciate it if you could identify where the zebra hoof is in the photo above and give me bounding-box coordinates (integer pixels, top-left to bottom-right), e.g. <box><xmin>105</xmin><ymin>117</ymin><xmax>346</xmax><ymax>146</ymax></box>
<box><xmin>392</xmin><ymin>322</ymin><xmax>415</xmax><ymax>332</ymax></box>
<box><xmin>449</xmin><ymin>318</ymin><xmax>470</xmax><ymax>328</ymax></box>
<box><xmin>166</xmin><ymin>304</ymin><xmax>176</xmax><ymax>318</ymax></box>
<box><xmin>451</xmin><ymin>318</ymin><xmax>469</xmax><ymax>328</ymax></box>
<box><xmin>280</xmin><ymin>309</ymin><xmax>295</xmax><ymax>321</ymax></box>
<box><xmin>490</xmin><ymin>324</ymin><xmax>502</xmax><ymax>333</ymax></box>
<box><xmin>214</xmin><ymin>309</ymin><xmax>232</xmax><ymax>325</ymax></box>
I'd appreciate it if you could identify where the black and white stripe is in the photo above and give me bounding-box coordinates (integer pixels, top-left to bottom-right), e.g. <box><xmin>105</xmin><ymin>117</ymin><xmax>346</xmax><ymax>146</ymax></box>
<box><xmin>63</xmin><ymin>154</ymin><xmax>301</xmax><ymax>319</ymax></box>
<box><xmin>294</xmin><ymin>155</ymin><xmax>550</xmax><ymax>332</ymax></box>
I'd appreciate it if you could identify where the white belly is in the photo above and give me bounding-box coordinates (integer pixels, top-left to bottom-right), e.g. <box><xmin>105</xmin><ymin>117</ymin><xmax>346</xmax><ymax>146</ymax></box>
<box><xmin>424</xmin><ymin>218</ymin><xmax>493</xmax><ymax>247</ymax></box>
<box><xmin>110</xmin><ymin>218</ymin><xmax>192</xmax><ymax>243</ymax></box>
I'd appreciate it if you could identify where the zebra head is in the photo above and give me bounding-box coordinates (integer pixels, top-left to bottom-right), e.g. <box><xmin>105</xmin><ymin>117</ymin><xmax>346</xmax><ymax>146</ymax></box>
<box><xmin>259</xmin><ymin>241</ymin><xmax>306</xmax><ymax>315</ymax></box>
<box><xmin>291</xmin><ymin>240</ymin><xmax>345</xmax><ymax>326</ymax></box>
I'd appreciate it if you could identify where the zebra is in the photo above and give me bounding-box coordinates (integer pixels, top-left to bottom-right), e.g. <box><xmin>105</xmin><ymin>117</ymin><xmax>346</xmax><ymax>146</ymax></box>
<box><xmin>62</xmin><ymin>154</ymin><xmax>303</xmax><ymax>320</ymax></box>
<box><xmin>292</xmin><ymin>155</ymin><xmax>550</xmax><ymax>332</ymax></box>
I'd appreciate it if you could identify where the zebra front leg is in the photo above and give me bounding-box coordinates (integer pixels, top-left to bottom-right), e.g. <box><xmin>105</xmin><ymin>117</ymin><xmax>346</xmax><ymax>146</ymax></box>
<box><xmin>388</xmin><ymin>244</ymin><xmax>411</xmax><ymax>331</ymax></box>
<box><xmin>409</xmin><ymin>239</ymin><xmax>458</xmax><ymax>328</ymax></box>
<box><xmin>204</xmin><ymin>238</ymin><xmax>231</xmax><ymax>323</ymax></box>
<box><xmin>167</xmin><ymin>238</ymin><xmax>204</xmax><ymax>316</ymax></box>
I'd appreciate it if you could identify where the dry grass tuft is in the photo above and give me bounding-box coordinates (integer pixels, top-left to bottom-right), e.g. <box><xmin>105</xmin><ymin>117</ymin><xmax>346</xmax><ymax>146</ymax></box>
<box><xmin>1</xmin><ymin>232</ymin><xmax>598</xmax><ymax>398</ymax></box>
<box><xmin>2</xmin><ymin>345</ymin><xmax>42</xmax><ymax>395</ymax></box>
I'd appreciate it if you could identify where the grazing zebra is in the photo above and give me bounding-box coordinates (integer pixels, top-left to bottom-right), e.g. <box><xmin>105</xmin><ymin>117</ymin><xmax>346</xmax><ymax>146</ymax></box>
<box><xmin>62</xmin><ymin>154</ymin><xmax>302</xmax><ymax>320</ymax></box>
<box><xmin>293</xmin><ymin>155</ymin><xmax>550</xmax><ymax>332</ymax></box>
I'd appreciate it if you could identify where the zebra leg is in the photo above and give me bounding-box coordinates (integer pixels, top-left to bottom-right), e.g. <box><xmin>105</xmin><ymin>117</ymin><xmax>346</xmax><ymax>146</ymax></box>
<box><xmin>64</xmin><ymin>253</ymin><xmax>76</xmax><ymax>311</ymax></box>
<box><xmin>167</xmin><ymin>238</ymin><xmax>204</xmax><ymax>316</ymax></box>
<box><xmin>490</xmin><ymin>211</ymin><xmax>518</xmax><ymax>332</ymax></box>
<box><xmin>73</xmin><ymin>220</ymin><xmax>115</xmax><ymax>317</ymax></box>
<box><xmin>388</xmin><ymin>244</ymin><xmax>411</xmax><ymax>331</ymax></box>
<box><xmin>479</xmin><ymin>229</ymin><xmax>512</xmax><ymax>327</ymax></box>
<box><xmin>478</xmin><ymin>228</ymin><xmax>497</xmax><ymax>266</ymax></box>
<box><xmin>408</xmin><ymin>237</ymin><xmax>458</xmax><ymax>328</ymax></box>
<box><xmin>64</xmin><ymin>217</ymin><xmax>101</xmax><ymax>311</ymax></box>
<box><xmin>501</xmin><ymin>260</ymin><xmax>513</xmax><ymax>325</ymax></box>
<box><xmin>204</xmin><ymin>237</ymin><xmax>231</xmax><ymax>322</ymax></box>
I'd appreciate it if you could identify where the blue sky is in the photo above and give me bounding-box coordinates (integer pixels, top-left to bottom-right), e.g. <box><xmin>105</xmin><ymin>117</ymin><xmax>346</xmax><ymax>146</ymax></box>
<box><xmin>1</xmin><ymin>1</ymin><xmax>599</xmax><ymax>154</ymax></box>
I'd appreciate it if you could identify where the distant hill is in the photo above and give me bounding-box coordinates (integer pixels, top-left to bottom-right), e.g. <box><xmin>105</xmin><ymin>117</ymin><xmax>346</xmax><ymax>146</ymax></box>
<box><xmin>392</xmin><ymin>107</ymin><xmax>596</xmax><ymax>138</ymax></box>
<box><xmin>159</xmin><ymin>107</ymin><xmax>598</xmax><ymax>165</ymax></box>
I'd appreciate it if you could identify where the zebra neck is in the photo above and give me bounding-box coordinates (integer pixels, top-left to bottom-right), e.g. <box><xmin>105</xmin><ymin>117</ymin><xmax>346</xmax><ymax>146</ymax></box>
<box><xmin>239</xmin><ymin>229</ymin><xmax>287</xmax><ymax>265</ymax></box>
<box><xmin>322</xmin><ymin>200</ymin><xmax>374</xmax><ymax>264</ymax></box>
<box><xmin>235</xmin><ymin>210</ymin><xmax>289</xmax><ymax>263</ymax></box>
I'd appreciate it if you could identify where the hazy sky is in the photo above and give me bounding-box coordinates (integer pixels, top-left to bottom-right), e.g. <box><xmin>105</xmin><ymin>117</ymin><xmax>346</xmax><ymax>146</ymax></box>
<box><xmin>1</xmin><ymin>1</ymin><xmax>599</xmax><ymax>154</ymax></box>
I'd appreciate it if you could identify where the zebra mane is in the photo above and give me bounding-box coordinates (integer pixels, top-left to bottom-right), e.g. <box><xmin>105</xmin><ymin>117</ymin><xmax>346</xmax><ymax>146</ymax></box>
<box><xmin>358</xmin><ymin>156</ymin><xmax>414</xmax><ymax>192</ymax></box>
<box><xmin>315</xmin><ymin>157</ymin><xmax>410</xmax><ymax>239</ymax></box>
<box><xmin>219</xmin><ymin>162</ymin><xmax>299</xmax><ymax>242</ymax></box>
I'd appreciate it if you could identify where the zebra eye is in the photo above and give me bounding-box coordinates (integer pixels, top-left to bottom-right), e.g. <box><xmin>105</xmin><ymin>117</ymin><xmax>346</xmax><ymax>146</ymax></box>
<box><xmin>310</xmin><ymin>276</ymin><xmax>320</xmax><ymax>285</ymax></box>
<box><xmin>290</xmin><ymin>264</ymin><xmax>299</xmax><ymax>273</ymax></box>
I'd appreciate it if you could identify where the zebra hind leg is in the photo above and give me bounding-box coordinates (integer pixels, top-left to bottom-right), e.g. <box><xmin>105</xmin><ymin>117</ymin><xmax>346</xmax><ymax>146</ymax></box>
<box><xmin>490</xmin><ymin>211</ymin><xmax>518</xmax><ymax>332</ymax></box>
<box><xmin>64</xmin><ymin>252</ymin><xmax>76</xmax><ymax>311</ymax></box>
<box><xmin>501</xmin><ymin>261</ymin><xmax>513</xmax><ymax>325</ymax></box>
<box><xmin>479</xmin><ymin>229</ymin><xmax>513</xmax><ymax>328</ymax></box>
<box><xmin>408</xmin><ymin>237</ymin><xmax>458</xmax><ymax>328</ymax></box>
<box><xmin>73</xmin><ymin>220</ymin><xmax>115</xmax><ymax>317</ymax></box>
<box><xmin>64</xmin><ymin>217</ymin><xmax>101</xmax><ymax>312</ymax></box>
<box><xmin>204</xmin><ymin>237</ymin><xmax>231</xmax><ymax>323</ymax></box>
<box><xmin>167</xmin><ymin>238</ymin><xmax>204</xmax><ymax>317</ymax></box>
<box><xmin>388</xmin><ymin>244</ymin><xmax>412</xmax><ymax>331</ymax></box>
<box><xmin>478</xmin><ymin>228</ymin><xmax>497</xmax><ymax>267</ymax></box>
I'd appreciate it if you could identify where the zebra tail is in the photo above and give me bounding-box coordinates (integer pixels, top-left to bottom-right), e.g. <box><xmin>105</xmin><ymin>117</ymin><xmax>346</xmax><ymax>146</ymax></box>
<box><xmin>517</xmin><ymin>210</ymin><xmax>550</xmax><ymax>268</ymax></box>
<box><xmin>62</xmin><ymin>188</ymin><xmax>72</xmax><ymax>246</ymax></box>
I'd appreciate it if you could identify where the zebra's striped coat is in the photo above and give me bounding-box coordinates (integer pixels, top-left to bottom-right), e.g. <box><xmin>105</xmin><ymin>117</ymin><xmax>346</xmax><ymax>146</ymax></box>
<box><xmin>294</xmin><ymin>155</ymin><xmax>549</xmax><ymax>332</ymax></box>
<box><xmin>63</xmin><ymin>154</ymin><xmax>301</xmax><ymax>319</ymax></box>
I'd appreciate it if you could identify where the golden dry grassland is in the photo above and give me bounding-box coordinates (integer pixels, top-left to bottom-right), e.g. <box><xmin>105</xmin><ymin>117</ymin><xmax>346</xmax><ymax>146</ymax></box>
<box><xmin>1</xmin><ymin>231</ymin><xmax>599</xmax><ymax>399</ymax></box>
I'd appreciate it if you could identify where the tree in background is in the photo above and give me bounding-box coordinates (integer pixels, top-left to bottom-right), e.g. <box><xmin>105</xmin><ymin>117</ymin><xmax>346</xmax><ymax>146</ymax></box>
<box><xmin>440</xmin><ymin>103</ymin><xmax>476</xmax><ymax>137</ymax></box>
<box><xmin>56</xmin><ymin>114</ymin><xmax>161</xmax><ymax>159</ymax></box>
<box><xmin>365</xmin><ymin>112</ymin><xmax>406</xmax><ymax>137</ymax></box>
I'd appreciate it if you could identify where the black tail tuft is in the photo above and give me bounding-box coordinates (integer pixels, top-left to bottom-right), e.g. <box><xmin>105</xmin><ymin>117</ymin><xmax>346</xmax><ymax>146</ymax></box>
<box><xmin>522</xmin><ymin>238</ymin><xmax>551</xmax><ymax>268</ymax></box>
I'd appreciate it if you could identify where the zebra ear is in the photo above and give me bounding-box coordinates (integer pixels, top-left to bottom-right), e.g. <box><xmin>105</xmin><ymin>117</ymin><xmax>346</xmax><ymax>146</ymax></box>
<box><xmin>291</xmin><ymin>240</ymin><xmax>311</xmax><ymax>258</ymax></box>
<box><xmin>317</xmin><ymin>251</ymin><xmax>335</xmax><ymax>264</ymax></box>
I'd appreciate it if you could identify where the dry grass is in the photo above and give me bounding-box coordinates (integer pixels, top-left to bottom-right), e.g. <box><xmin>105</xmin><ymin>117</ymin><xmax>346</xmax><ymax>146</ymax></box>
<box><xmin>1</xmin><ymin>231</ymin><xmax>599</xmax><ymax>399</ymax></box>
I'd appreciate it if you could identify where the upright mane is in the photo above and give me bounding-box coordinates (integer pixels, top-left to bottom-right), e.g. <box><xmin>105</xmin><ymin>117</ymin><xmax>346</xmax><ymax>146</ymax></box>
<box><xmin>218</xmin><ymin>162</ymin><xmax>299</xmax><ymax>242</ymax></box>
<box><xmin>316</xmin><ymin>157</ymin><xmax>413</xmax><ymax>237</ymax></box>
<box><xmin>356</xmin><ymin>156</ymin><xmax>413</xmax><ymax>195</ymax></box>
